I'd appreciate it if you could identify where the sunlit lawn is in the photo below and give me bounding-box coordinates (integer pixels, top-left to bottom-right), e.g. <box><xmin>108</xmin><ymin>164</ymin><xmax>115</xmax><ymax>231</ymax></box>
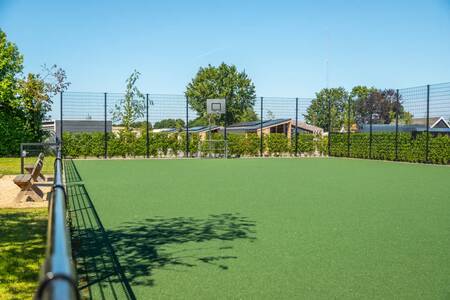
<box><xmin>0</xmin><ymin>209</ymin><xmax>47</xmax><ymax>300</ymax></box>
<box><xmin>0</xmin><ymin>157</ymin><xmax>53</xmax><ymax>176</ymax></box>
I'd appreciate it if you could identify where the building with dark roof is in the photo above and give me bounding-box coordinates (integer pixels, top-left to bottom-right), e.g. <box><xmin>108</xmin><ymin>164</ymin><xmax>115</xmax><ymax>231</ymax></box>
<box><xmin>411</xmin><ymin>117</ymin><xmax>450</xmax><ymax>128</ymax></box>
<box><xmin>359</xmin><ymin>116</ymin><xmax>450</xmax><ymax>134</ymax></box>
<box><xmin>291</xmin><ymin>121</ymin><xmax>324</xmax><ymax>135</ymax></box>
<box><xmin>225</xmin><ymin>119</ymin><xmax>292</xmax><ymax>139</ymax></box>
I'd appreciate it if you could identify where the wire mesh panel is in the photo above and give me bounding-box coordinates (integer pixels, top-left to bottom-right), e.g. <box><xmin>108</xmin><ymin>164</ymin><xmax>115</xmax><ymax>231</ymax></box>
<box><xmin>368</xmin><ymin>89</ymin><xmax>399</xmax><ymax>161</ymax></box>
<box><xmin>261</xmin><ymin>97</ymin><xmax>296</xmax><ymax>156</ymax></box>
<box><xmin>63</xmin><ymin>92</ymin><xmax>105</xmax><ymax>121</ymax></box>
<box><xmin>107</xmin><ymin>93</ymin><xmax>146</xmax><ymax>158</ymax></box>
<box><xmin>149</xmin><ymin>94</ymin><xmax>193</xmax><ymax>158</ymax></box>
<box><xmin>62</xmin><ymin>92</ymin><xmax>106</xmax><ymax>158</ymax></box>
<box><xmin>398</xmin><ymin>85</ymin><xmax>428</xmax><ymax>163</ymax></box>
<box><xmin>57</xmin><ymin>83</ymin><xmax>449</xmax><ymax>164</ymax></box>
<box><xmin>429</xmin><ymin>83</ymin><xmax>450</xmax><ymax>164</ymax></box>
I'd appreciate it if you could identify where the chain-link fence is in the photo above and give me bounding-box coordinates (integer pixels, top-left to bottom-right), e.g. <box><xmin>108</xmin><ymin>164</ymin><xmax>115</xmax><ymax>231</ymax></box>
<box><xmin>57</xmin><ymin>82</ymin><xmax>450</xmax><ymax>164</ymax></box>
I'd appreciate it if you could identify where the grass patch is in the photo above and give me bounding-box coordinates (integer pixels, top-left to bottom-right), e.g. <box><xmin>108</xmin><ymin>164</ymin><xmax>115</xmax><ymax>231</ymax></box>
<box><xmin>0</xmin><ymin>157</ymin><xmax>53</xmax><ymax>175</ymax></box>
<box><xmin>0</xmin><ymin>208</ymin><xmax>47</xmax><ymax>300</ymax></box>
<box><xmin>72</xmin><ymin>158</ymin><xmax>450</xmax><ymax>299</ymax></box>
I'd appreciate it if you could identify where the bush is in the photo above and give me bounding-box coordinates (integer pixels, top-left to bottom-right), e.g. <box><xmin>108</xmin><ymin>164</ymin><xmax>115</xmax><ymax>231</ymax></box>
<box><xmin>266</xmin><ymin>133</ymin><xmax>289</xmax><ymax>156</ymax></box>
<box><xmin>329</xmin><ymin>132</ymin><xmax>450</xmax><ymax>164</ymax></box>
<box><xmin>61</xmin><ymin>131</ymin><xmax>449</xmax><ymax>164</ymax></box>
<box><xmin>226</xmin><ymin>133</ymin><xmax>261</xmax><ymax>157</ymax></box>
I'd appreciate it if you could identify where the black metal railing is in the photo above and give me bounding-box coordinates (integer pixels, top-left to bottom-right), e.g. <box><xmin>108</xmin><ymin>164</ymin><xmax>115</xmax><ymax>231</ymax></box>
<box><xmin>35</xmin><ymin>147</ymin><xmax>79</xmax><ymax>300</ymax></box>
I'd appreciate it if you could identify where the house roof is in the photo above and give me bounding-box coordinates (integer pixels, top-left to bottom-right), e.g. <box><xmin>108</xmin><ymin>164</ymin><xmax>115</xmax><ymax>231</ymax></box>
<box><xmin>360</xmin><ymin>124</ymin><xmax>421</xmax><ymax>132</ymax></box>
<box><xmin>227</xmin><ymin>118</ymin><xmax>291</xmax><ymax>131</ymax></box>
<box><xmin>411</xmin><ymin>117</ymin><xmax>439</xmax><ymax>126</ymax></box>
<box><xmin>152</xmin><ymin>126</ymin><xmax>222</xmax><ymax>133</ymax></box>
<box><xmin>411</xmin><ymin>116</ymin><xmax>450</xmax><ymax>128</ymax></box>
<box><xmin>359</xmin><ymin>124</ymin><xmax>450</xmax><ymax>133</ymax></box>
<box><xmin>292</xmin><ymin>121</ymin><xmax>324</xmax><ymax>134</ymax></box>
<box><xmin>152</xmin><ymin>128</ymin><xmax>178</xmax><ymax>133</ymax></box>
<box><xmin>187</xmin><ymin>126</ymin><xmax>221</xmax><ymax>133</ymax></box>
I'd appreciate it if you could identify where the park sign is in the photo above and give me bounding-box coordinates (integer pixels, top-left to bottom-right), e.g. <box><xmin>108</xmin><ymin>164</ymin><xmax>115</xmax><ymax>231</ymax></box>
<box><xmin>207</xmin><ymin>99</ymin><xmax>226</xmax><ymax>115</ymax></box>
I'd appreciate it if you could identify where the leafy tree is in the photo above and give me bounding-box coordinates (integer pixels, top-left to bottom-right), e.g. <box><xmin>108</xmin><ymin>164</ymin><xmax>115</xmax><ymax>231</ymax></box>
<box><xmin>188</xmin><ymin>117</ymin><xmax>209</xmax><ymax>127</ymax></box>
<box><xmin>112</xmin><ymin>70</ymin><xmax>145</xmax><ymax>131</ymax></box>
<box><xmin>185</xmin><ymin>63</ymin><xmax>257</xmax><ymax>125</ymax></box>
<box><xmin>349</xmin><ymin>86</ymin><xmax>377</xmax><ymax>128</ymax></box>
<box><xmin>304</xmin><ymin>87</ymin><xmax>348</xmax><ymax>131</ymax></box>
<box><xmin>355</xmin><ymin>88</ymin><xmax>406</xmax><ymax>125</ymax></box>
<box><xmin>154</xmin><ymin>118</ymin><xmax>185</xmax><ymax>129</ymax></box>
<box><xmin>0</xmin><ymin>29</ymin><xmax>70</xmax><ymax>154</ymax></box>
<box><xmin>133</xmin><ymin>121</ymin><xmax>152</xmax><ymax>128</ymax></box>
<box><xmin>0</xmin><ymin>29</ymin><xmax>23</xmax><ymax>110</ymax></box>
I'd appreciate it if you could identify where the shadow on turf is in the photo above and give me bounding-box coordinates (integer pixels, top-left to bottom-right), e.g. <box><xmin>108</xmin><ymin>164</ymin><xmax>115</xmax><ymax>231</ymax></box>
<box><xmin>65</xmin><ymin>159</ymin><xmax>256</xmax><ymax>298</ymax></box>
<box><xmin>106</xmin><ymin>213</ymin><xmax>256</xmax><ymax>286</ymax></box>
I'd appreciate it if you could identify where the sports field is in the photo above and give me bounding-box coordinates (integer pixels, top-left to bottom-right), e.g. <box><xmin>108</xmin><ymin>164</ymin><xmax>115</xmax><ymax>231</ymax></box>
<box><xmin>69</xmin><ymin>158</ymin><xmax>450</xmax><ymax>299</ymax></box>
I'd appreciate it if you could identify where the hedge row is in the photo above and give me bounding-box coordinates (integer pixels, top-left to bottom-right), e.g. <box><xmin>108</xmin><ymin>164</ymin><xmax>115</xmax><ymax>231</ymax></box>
<box><xmin>62</xmin><ymin>131</ymin><xmax>450</xmax><ymax>164</ymax></box>
<box><xmin>330</xmin><ymin>132</ymin><xmax>450</xmax><ymax>164</ymax></box>
<box><xmin>62</xmin><ymin>132</ymin><xmax>325</xmax><ymax>158</ymax></box>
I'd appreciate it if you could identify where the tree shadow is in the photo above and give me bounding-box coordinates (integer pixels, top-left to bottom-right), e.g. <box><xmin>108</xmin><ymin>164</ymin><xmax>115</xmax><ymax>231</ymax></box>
<box><xmin>106</xmin><ymin>213</ymin><xmax>256</xmax><ymax>285</ymax></box>
<box><xmin>65</xmin><ymin>159</ymin><xmax>256</xmax><ymax>299</ymax></box>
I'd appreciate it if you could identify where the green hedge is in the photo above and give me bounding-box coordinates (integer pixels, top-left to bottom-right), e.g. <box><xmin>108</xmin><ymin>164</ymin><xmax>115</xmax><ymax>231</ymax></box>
<box><xmin>62</xmin><ymin>131</ymin><xmax>324</xmax><ymax>158</ymax></box>
<box><xmin>62</xmin><ymin>131</ymin><xmax>449</xmax><ymax>164</ymax></box>
<box><xmin>330</xmin><ymin>132</ymin><xmax>450</xmax><ymax>164</ymax></box>
<box><xmin>228</xmin><ymin>133</ymin><xmax>260</xmax><ymax>156</ymax></box>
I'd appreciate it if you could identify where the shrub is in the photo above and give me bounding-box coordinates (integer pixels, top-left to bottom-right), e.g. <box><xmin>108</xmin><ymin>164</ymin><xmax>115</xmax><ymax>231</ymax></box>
<box><xmin>266</xmin><ymin>133</ymin><xmax>289</xmax><ymax>156</ymax></box>
<box><xmin>60</xmin><ymin>131</ymin><xmax>450</xmax><ymax>164</ymax></box>
<box><xmin>329</xmin><ymin>131</ymin><xmax>450</xmax><ymax>164</ymax></box>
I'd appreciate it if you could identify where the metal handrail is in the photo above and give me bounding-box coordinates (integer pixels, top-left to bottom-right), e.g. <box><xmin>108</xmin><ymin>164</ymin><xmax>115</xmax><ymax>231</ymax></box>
<box><xmin>35</xmin><ymin>148</ymin><xmax>79</xmax><ymax>300</ymax></box>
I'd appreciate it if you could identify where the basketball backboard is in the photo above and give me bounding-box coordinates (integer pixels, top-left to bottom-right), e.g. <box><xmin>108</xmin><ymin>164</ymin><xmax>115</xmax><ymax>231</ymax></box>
<box><xmin>207</xmin><ymin>99</ymin><xmax>226</xmax><ymax>114</ymax></box>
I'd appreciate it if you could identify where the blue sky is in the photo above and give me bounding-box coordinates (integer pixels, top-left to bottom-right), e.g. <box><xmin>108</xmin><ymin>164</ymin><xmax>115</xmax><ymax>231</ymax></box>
<box><xmin>1</xmin><ymin>0</ymin><xmax>449</xmax><ymax>98</ymax></box>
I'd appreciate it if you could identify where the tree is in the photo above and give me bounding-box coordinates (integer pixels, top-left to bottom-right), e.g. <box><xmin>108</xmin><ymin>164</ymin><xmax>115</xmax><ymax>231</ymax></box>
<box><xmin>154</xmin><ymin>118</ymin><xmax>185</xmax><ymax>129</ymax></box>
<box><xmin>266</xmin><ymin>110</ymin><xmax>275</xmax><ymax>120</ymax></box>
<box><xmin>112</xmin><ymin>70</ymin><xmax>145</xmax><ymax>131</ymax></box>
<box><xmin>0</xmin><ymin>29</ymin><xmax>70</xmax><ymax>154</ymax></box>
<box><xmin>304</xmin><ymin>87</ymin><xmax>348</xmax><ymax>131</ymax></box>
<box><xmin>185</xmin><ymin>63</ymin><xmax>257</xmax><ymax>125</ymax></box>
<box><xmin>350</xmin><ymin>86</ymin><xmax>376</xmax><ymax>127</ymax></box>
<box><xmin>354</xmin><ymin>88</ymin><xmax>406</xmax><ymax>125</ymax></box>
<box><xmin>0</xmin><ymin>29</ymin><xmax>23</xmax><ymax>110</ymax></box>
<box><xmin>19</xmin><ymin>66</ymin><xmax>71</xmax><ymax>139</ymax></box>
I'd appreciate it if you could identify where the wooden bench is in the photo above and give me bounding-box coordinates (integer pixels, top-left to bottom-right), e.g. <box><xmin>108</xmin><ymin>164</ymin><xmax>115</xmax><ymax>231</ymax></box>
<box><xmin>14</xmin><ymin>158</ymin><xmax>45</xmax><ymax>202</ymax></box>
<box><xmin>24</xmin><ymin>153</ymin><xmax>48</xmax><ymax>181</ymax></box>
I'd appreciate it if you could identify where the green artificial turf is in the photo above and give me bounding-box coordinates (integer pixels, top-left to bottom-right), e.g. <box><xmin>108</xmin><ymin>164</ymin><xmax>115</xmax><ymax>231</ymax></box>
<box><xmin>72</xmin><ymin>158</ymin><xmax>450</xmax><ymax>299</ymax></box>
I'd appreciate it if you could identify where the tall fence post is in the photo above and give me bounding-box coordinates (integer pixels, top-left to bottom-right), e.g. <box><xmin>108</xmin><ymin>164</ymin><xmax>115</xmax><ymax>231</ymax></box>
<box><xmin>347</xmin><ymin>95</ymin><xmax>351</xmax><ymax>157</ymax></box>
<box><xmin>295</xmin><ymin>97</ymin><xmax>299</xmax><ymax>157</ymax></box>
<box><xmin>369</xmin><ymin>104</ymin><xmax>373</xmax><ymax>159</ymax></box>
<box><xmin>260</xmin><ymin>97</ymin><xmax>264</xmax><ymax>157</ymax></box>
<box><xmin>104</xmin><ymin>92</ymin><xmax>107</xmax><ymax>159</ymax></box>
<box><xmin>146</xmin><ymin>94</ymin><xmax>149</xmax><ymax>158</ymax></box>
<box><xmin>224</xmin><ymin>100</ymin><xmax>228</xmax><ymax>159</ymax></box>
<box><xmin>425</xmin><ymin>84</ymin><xmax>430</xmax><ymax>163</ymax></box>
<box><xmin>60</xmin><ymin>91</ymin><xmax>63</xmax><ymax>153</ymax></box>
<box><xmin>327</xmin><ymin>95</ymin><xmax>331</xmax><ymax>157</ymax></box>
<box><xmin>185</xmin><ymin>95</ymin><xmax>189</xmax><ymax>157</ymax></box>
<box><xmin>395</xmin><ymin>89</ymin><xmax>399</xmax><ymax>161</ymax></box>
